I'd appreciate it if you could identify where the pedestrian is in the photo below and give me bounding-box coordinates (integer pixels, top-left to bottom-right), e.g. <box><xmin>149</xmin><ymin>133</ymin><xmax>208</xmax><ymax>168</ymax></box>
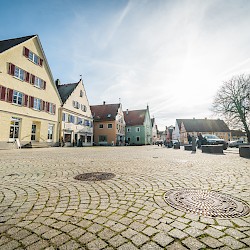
<box><xmin>187</xmin><ymin>133</ymin><xmax>192</xmax><ymax>144</ymax></box>
<box><xmin>197</xmin><ymin>133</ymin><xmax>203</xmax><ymax>148</ymax></box>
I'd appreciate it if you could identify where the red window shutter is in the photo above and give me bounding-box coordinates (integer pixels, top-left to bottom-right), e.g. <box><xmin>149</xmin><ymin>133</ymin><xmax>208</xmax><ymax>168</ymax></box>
<box><xmin>7</xmin><ymin>88</ymin><xmax>13</xmax><ymax>103</ymax></box>
<box><xmin>0</xmin><ymin>86</ymin><xmax>6</xmax><ymax>101</ymax></box>
<box><xmin>8</xmin><ymin>63</ymin><xmax>15</xmax><ymax>76</ymax></box>
<box><xmin>23</xmin><ymin>47</ymin><xmax>29</xmax><ymax>58</ymax></box>
<box><xmin>30</xmin><ymin>74</ymin><xmax>35</xmax><ymax>85</ymax></box>
<box><xmin>43</xmin><ymin>81</ymin><xmax>46</xmax><ymax>90</ymax></box>
<box><xmin>53</xmin><ymin>104</ymin><xmax>56</xmax><ymax>114</ymax></box>
<box><xmin>42</xmin><ymin>101</ymin><xmax>46</xmax><ymax>111</ymax></box>
<box><xmin>39</xmin><ymin>58</ymin><xmax>43</xmax><ymax>66</ymax></box>
<box><xmin>24</xmin><ymin>94</ymin><xmax>28</xmax><ymax>107</ymax></box>
<box><xmin>29</xmin><ymin>96</ymin><xmax>34</xmax><ymax>108</ymax></box>
<box><xmin>47</xmin><ymin>102</ymin><xmax>50</xmax><ymax>112</ymax></box>
<box><xmin>25</xmin><ymin>72</ymin><xmax>30</xmax><ymax>83</ymax></box>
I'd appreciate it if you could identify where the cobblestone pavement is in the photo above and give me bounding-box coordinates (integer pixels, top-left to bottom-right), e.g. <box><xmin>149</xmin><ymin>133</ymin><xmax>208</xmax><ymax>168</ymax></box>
<box><xmin>0</xmin><ymin>146</ymin><xmax>249</xmax><ymax>250</ymax></box>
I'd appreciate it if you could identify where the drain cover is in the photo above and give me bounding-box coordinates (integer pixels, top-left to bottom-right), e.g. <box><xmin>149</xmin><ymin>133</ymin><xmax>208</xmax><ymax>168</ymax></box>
<box><xmin>164</xmin><ymin>189</ymin><xmax>250</xmax><ymax>218</ymax></box>
<box><xmin>74</xmin><ymin>172</ymin><xmax>115</xmax><ymax>181</ymax></box>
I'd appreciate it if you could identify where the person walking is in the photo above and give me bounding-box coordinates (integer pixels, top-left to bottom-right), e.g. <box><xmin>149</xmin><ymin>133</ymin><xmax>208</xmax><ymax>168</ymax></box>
<box><xmin>197</xmin><ymin>133</ymin><xmax>203</xmax><ymax>148</ymax></box>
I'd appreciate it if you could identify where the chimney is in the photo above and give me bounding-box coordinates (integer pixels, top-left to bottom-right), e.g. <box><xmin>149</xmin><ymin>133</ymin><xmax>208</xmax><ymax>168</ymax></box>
<box><xmin>55</xmin><ymin>79</ymin><xmax>60</xmax><ymax>87</ymax></box>
<box><xmin>103</xmin><ymin>101</ymin><xmax>106</xmax><ymax>105</ymax></box>
<box><xmin>126</xmin><ymin>109</ymin><xmax>129</xmax><ymax>115</ymax></box>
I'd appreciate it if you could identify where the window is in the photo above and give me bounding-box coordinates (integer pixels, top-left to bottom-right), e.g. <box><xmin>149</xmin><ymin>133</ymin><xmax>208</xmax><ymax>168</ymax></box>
<box><xmin>127</xmin><ymin>128</ymin><xmax>131</xmax><ymax>132</ymax></box>
<box><xmin>48</xmin><ymin>103</ymin><xmax>53</xmax><ymax>113</ymax></box>
<box><xmin>14</xmin><ymin>66</ymin><xmax>24</xmax><ymax>81</ymax></box>
<box><xmin>81</xmin><ymin>104</ymin><xmax>87</xmax><ymax>112</ymax></box>
<box><xmin>33</xmin><ymin>98</ymin><xmax>41</xmax><ymax>110</ymax></box>
<box><xmin>13</xmin><ymin>91</ymin><xmax>23</xmax><ymax>105</ymax></box>
<box><xmin>99</xmin><ymin>124</ymin><xmax>104</xmax><ymax>129</ymax></box>
<box><xmin>34</xmin><ymin>77</ymin><xmax>43</xmax><ymax>89</ymax></box>
<box><xmin>47</xmin><ymin>124</ymin><xmax>53</xmax><ymax>141</ymax></box>
<box><xmin>107</xmin><ymin>114</ymin><xmax>111</xmax><ymax>118</ymax></box>
<box><xmin>73</xmin><ymin>101</ymin><xmax>80</xmax><ymax>109</ymax></box>
<box><xmin>80</xmin><ymin>90</ymin><xmax>83</xmax><ymax>97</ymax></box>
<box><xmin>62</xmin><ymin>113</ymin><xmax>66</xmax><ymax>122</ymax></box>
<box><xmin>77</xmin><ymin>117</ymin><xmax>82</xmax><ymax>125</ymax></box>
<box><xmin>87</xmin><ymin>136</ymin><xmax>91</xmax><ymax>143</ymax></box>
<box><xmin>136</xmin><ymin>136</ymin><xmax>140</xmax><ymax>142</ymax></box>
<box><xmin>27</xmin><ymin>49</ymin><xmax>42</xmax><ymax>66</ymax></box>
<box><xmin>99</xmin><ymin>135</ymin><xmax>107</xmax><ymax>142</ymax></box>
<box><xmin>108</xmin><ymin>124</ymin><xmax>112</xmax><ymax>129</ymax></box>
<box><xmin>136</xmin><ymin>127</ymin><xmax>140</xmax><ymax>132</ymax></box>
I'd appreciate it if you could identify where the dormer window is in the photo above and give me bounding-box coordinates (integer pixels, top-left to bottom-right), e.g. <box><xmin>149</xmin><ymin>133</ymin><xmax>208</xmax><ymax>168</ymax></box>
<box><xmin>107</xmin><ymin>114</ymin><xmax>111</xmax><ymax>118</ymax></box>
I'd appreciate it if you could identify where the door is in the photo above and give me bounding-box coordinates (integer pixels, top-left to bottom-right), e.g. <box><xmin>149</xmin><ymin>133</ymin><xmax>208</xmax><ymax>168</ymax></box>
<box><xmin>31</xmin><ymin>124</ymin><xmax>36</xmax><ymax>141</ymax></box>
<box><xmin>9</xmin><ymin>118</ymin><xmax>20</xmax><ymax>142</ymax></box>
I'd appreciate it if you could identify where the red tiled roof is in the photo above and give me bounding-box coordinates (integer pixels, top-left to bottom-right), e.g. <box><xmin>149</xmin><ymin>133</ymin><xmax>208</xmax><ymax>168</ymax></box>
<box><xmin>123</xmin><ymin>109</ymin><xmax>146</xmax><ymax>126</ymax></box>
<box><xmin>90</xmin><ymin>104</ymin><xmax>120</xmax><ymax>121</ymax></box>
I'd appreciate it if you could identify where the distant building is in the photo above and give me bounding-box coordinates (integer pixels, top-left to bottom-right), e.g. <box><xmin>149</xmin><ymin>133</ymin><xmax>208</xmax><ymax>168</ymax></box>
<box><xmin>124</xmin><ymin>106</ymin><xmax>152</xmax><ymax>145</ymax></box>
<box><xmin>57</xmin><ymin>79</ymin><xmax>93</xmax><ymax>146</ymax></box>
<box><xmin>230</xmin><ymin>130</ymin><xmax>247</xmax><ymax>142</ymax></box>
<box><xmin>151</xmin><ymin>118</ymin><xmax>157</xmax><ymax>144</ymax></box>
<box><xmin>174</xmin><ymin>118</ymin><xmax>231</xmax><ymax>144</ymax></box>
<box><xmin>0</xmin><ymin>35</ymin><xmax>61</xmax><ymax>149</ymax></box>
<box><xmin>91</xmin><ymin>102</ymin><xmax>125</xmax><ymax>145</ymax></box>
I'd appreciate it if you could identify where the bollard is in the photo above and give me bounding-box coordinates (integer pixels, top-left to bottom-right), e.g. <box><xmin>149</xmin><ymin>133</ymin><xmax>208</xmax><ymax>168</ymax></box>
<box><xmin>192</xmin><ymin>136</ymin><xmax>196</xmax><ymax>152</ymax></box>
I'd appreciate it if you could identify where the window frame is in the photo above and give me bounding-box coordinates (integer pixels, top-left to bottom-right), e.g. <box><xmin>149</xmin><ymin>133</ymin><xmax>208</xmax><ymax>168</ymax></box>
<box><xmin>99</xmin><ymin>124</ymin><xmax>104</xmax><ymax>129</ymax></box>
<box><xmin>107</xmin><ymin>123</ymin><xmax>112</xmax><ymax>129</ymax></box>
<box><xmin>12</xmin><ymin>90</ymin><xmax>23</xmax><ymax>106</ymax></box>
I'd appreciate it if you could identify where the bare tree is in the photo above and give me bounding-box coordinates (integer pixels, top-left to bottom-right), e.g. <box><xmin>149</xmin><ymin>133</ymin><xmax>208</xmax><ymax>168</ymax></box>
<box><xmin>212</xmin><ymin>74</ymin><xmax>250</xmax><ymax>143</ymax></box>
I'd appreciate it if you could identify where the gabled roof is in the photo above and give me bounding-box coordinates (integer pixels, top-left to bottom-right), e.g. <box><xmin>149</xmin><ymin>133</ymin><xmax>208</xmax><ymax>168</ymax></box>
<box><xmin>180</xmin><ymin>119</ymin><xmax>230</xmax><ymax>132</ymax></box>
<box><xmin>0</xmin><ymin>35</ymin><xmax>35</xmax><ymax>53</ymax></box>
<box><xmin>57</xmin><ymin>81</ymin><xmax>79</xmax><ymax>104</ymax></box>
<box><xmin>91</xmin><ymin>103</ymin><xmax>120</xmax><ymax>121</ymax></box>
<box><xmin>123</xmin><ymin>109</ymin><xmax>147</xmax><ymax>126</ymax></box>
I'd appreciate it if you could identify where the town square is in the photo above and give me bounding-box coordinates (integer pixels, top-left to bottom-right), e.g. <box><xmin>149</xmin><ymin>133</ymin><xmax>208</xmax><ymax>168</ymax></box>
<box><xmin>0</xmin><ymin>146</ymin><xmax>249</xmax><ymax>249</ymax></box>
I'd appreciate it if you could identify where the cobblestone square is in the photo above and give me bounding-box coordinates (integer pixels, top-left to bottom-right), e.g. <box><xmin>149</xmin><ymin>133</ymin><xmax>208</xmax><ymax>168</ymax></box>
<box><xmin>0</xmin><ymin>146</ymin><xmax>249</xmax><ymax>249</ymax></box>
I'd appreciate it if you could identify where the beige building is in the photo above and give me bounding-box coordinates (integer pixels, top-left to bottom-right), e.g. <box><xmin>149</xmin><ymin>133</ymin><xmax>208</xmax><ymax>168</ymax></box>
<box><xmin>0</xmin><ymin>35</ymin><xmax>61</xmax><ymax>149</ymax></box>
<box><xmin>56</xmin><ymin>79</ymin><xmax>93</xmax><ymax>146</ymax></box>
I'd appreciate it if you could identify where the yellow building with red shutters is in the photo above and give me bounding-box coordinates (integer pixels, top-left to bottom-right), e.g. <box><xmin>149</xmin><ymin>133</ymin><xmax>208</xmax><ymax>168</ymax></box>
<box><xmin>0</xmin><ymin>35</ymin><xmax>61</xmax><ymax>149</ymax></box>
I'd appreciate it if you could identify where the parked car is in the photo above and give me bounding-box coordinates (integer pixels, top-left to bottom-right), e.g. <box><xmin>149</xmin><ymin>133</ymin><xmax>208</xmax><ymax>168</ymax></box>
<box><xmin>229</xmin><ymin>140</ymin><xmax>244</xmax><ymax>148</ymax></box>
<box><xmin>199</xmin><ymin>134</ymin><xmax>228</xmax><ymax>150</ymax></box>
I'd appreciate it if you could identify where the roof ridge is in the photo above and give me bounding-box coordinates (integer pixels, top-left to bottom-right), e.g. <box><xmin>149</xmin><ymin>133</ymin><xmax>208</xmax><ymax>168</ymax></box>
<box><xmin>0</xmin><ymin>35</ymin><xmax>36</xmax><ymax>42</ymax></box>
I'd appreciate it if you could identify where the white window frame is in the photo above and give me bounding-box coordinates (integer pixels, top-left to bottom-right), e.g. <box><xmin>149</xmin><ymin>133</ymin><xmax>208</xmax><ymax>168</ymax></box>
<box><xmin>127</xmin><ymin>128</ymin><xmax>131</xmax><ymax>132</ymax></box>
<box><xmin>33</xmin><ymin>98</ymin><xmax>41</xmax><ymax>110</ymax></box>
<box><xmin>47</xmin><ymin>124</ymin><xmax>53</xmax><ymax>141</ymax></box>
<box><xmin>13</xmin><ymin>91</ymin><xmax>23</xmax><ymax>105</ymax></box>
<box><xmin>136</xmin><ymin>127</ymin><xmax>140</xmax><ymax>132</ymax></box>
<box><xmin>34</xmin><ymin>76</ymin><xmax>43</xmax><ymax>88</ymax></box>
<box><xmin>136</xmin><ymin>136</ymin><xmax>140</xmax><ymax>142</ymax></box>
<box><xmin>29</xmin><ymin>51</ymin><xmax>39</xmax><ymax>65</ymax></box>
<box><xmin>14</xmin><ymin>66</ymin><xmax>24</xmax><ymax>81</ymax></box>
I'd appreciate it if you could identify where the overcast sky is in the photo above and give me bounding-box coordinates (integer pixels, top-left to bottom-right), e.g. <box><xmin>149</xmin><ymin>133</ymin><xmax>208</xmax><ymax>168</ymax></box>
<box><xmin>1</xmin><ymin>0</ymin><xmax>250</xmax><ymax>130</ymax></box>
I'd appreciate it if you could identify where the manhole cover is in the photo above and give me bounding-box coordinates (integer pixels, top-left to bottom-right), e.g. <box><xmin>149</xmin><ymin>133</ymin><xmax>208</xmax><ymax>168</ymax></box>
<box><xmin>164</xmin><ymin>189</ymin><xmax>250</xmax><ymax>218</ymax></box>
<box><xmin>74</xmin><ymin>172</ymin><xmax>115</xmax><ymax>181</ymax></box>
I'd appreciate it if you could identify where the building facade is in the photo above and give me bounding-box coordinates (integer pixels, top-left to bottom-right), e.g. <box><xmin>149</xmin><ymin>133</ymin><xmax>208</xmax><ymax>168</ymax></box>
<box><xmin>0</xmin><ymin>35</ymin><xmax>61</xmax><ymax>149</ymax></box>
<box><xmin>57</xmin><ymin>79</ymin><xmax>93</xmax><ymax>146</ymax></box>
<box><xmin>124</xmin><ymin>106</ymin><xmax>152</xmax><ymax>145</ymax></box>
<box><xmin>91</xmin><ymin>102</ymin><xmax>125</xmax><ymax>145</ymax></box>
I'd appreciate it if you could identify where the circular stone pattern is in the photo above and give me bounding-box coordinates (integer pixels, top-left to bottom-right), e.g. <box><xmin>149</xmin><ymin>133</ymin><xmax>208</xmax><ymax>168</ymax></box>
<box><xmin>164</xmin><ymin>188</ymin><xmax>250</xmax><ymax>218</ymax></box>
<box><xmin>74</xmin><ymin>172</ymin><xmax>115</xmax><ymax>181</ymax></box>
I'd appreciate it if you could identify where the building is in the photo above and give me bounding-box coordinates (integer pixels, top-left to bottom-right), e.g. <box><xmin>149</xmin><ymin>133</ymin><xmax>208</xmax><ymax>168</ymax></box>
<box><xmin>91</xmin><ymin>102</ymin><xmax>125</xmax><ymax>145</ymax></box>
<box><xmin>0</xmin><ymin>35</ymin><xmax>61</xmax><ymax>149</ymax></box>
<box><xmin>57</xmin><ymin>79</ymin><xmax>93</xmax><ymax>146</ymax></box>
<box><xmin>123</xmin><ymin>106</ymin><xmax>152</xmax><ymax>145</ymax></box>
<box><xmin>230</xmin><ymin>130</ymin><xmax>248</xmax><ymax>142</ymax></box>
<box><xmin>151</xmin><ymin>118</ymin><xmax>157</xmax><ymax>144</ymax></box>
<box><xmin>175</xmin><ymin>118</ymin><xmax>231</xmax><ymax>144</ymax></box>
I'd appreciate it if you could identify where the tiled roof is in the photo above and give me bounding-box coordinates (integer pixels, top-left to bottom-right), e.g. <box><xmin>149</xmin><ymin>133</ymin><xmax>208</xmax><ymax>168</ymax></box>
<box><xmin>91</xmin><ymin>103</ymin><xmax>120</xmax><ymax>121</ymax></box>
<box><xmin>57</xmin><ymin>82</ymin><xmax>79</xmax><ymax>104</ymax></box>
<box><xmin>231</xmin><ymin>130</ymin><xmax>246</xmax><ymax>137</ymax></box>
<box><xmin>123</xmin><ymin>109</ymin><xmax>147</xmax><ymax>126</ymax></box>
<box><xmin>0</xmin><ymin>35</ymin><xmax>36</xmax><ymax>53</ymax></box>
<box><xmin>180</xmin><ymin>119</ymin><xmax>230</xmax><ymax>132</ymax></box>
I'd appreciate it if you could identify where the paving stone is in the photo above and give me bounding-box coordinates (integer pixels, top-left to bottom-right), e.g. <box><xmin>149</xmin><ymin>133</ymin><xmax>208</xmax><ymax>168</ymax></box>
<box><xmin>141</xmin><ymin>242</ymin><xmax>163</xmax><ymax>250</ymax></box>
<box><xmin>204</xmin><ymin>226</ymin><xmax>225</xmax><ymax>238</ymax></box>
<box><xmin>170</xmin><ymin>221</ymin><xmax>188</xmax><ymax>230</ymax></box>
<box><xmin>216</xmin><ymin>219</ymin><xmax>234</xmax><ymax>227</ymax></box>
<box><xmin>200</xmin><ymin>236</ymin><xmax>224</xmax><ymax>248</ymax></box>
<box><xmin>130</xmin><ymin>221</ymin><xmax>147</xmax><ymax>232</ymax></box>
<box><xmin>1</xmin><ymin>240</ymin><xmax>19</xmax><ymax>250</ymax></box>
<box><xmin>78</xmin><ymin>232</ymin><xmax>97</xmax><ymax>244</ymax></box>
<box><xmin>108</xmin><ymin>235</ymin><xmax>128</xmax><ymax>248</ymax></box>
<box><xmin>50</xmin><ymin>233</ymin><xmax>71</xmax><ymax>246</ymax></box>
<box><xmin>142</xmin><ymin>226</ymin><xmax>159</xmax><ymax>236</ymax></box>
<box><xmin>87</xmin><ymin>238</ymin><xmax>108</xmax><ymax>249</ymax></box>
<box><xmin>224</xmin><ymin>228</ymin><xmax>246</xmax><ymax>239</ymax></box>
<box><xmin>241</xmin><ymin>237</ymin><xmax>250</xmax><ymax>246</ymax></box>
<box><xmin>122</xmin><ymin>228</ymin><xmax>138</xmax><ymax>238</ymax></box>
<box><xmin>189</xmin><ymin>221</ymin><xmax>207</xmax><ymax>230</ymax></box>
<box><xmin>166</xmin><ymin>241</ymin><xmax>188</xmax><ymax>250</ymax></box>
<box><xmin>60</xmin><ymin>240</ymin><xmax>81</xmax><ymax>250</ymax></box>
<box><xmin>131</xmin><ymin>233</ymin><xmax>150</xmax><ymax>246</ymax></box>
<box><xmin>182</xmin><ymin>236</ymin><xmax>206</xmax><ymax>249</ymax></box>
<box><xmin>168</xmin><ymin>229</ymin><xmax>188</xmax><ymax>239</ymax></box>
<box><xmin>219</xmin><ymin>236</ymin><xmax>246</xmax><ymax>249</ymax></box>
<box><xmin>152</xmin><ymin>232</ymin><xmax>174</xmax><ymax>246</ymax></box>
<box><xmin>184</xmin><ymin>227</ymin><xmax>204</xmax><ymax>237</ymax></box>
<box><xmin>117</xmin><ymin>242</ymin><xmax>139</xmax><ymax>250</ymax></box>
<box><xmin>26</xmin><ymin>240</ymin><xmax>49</xmax><ymax>250</ymax></box>
<box><xmin>98</xmin><ymin>228</ymin><xmax>116</xmax><ymax>240</ymax></box>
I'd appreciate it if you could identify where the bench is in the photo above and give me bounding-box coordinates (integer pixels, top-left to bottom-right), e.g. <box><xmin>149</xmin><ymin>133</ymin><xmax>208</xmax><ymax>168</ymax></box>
<box><xmin>184</xmin><ymin>145</ymin><xmax>193</xmax><ymax>151</ymax></box>
<box><xmin>202</xmin><ymin>145</ymin><xmax>223</xmax><ymax>154</ymax></box>
<box><xmin>239</xmin><ymin>145</ymin><xmax>250</xmax><ymax>158</ymax></box>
